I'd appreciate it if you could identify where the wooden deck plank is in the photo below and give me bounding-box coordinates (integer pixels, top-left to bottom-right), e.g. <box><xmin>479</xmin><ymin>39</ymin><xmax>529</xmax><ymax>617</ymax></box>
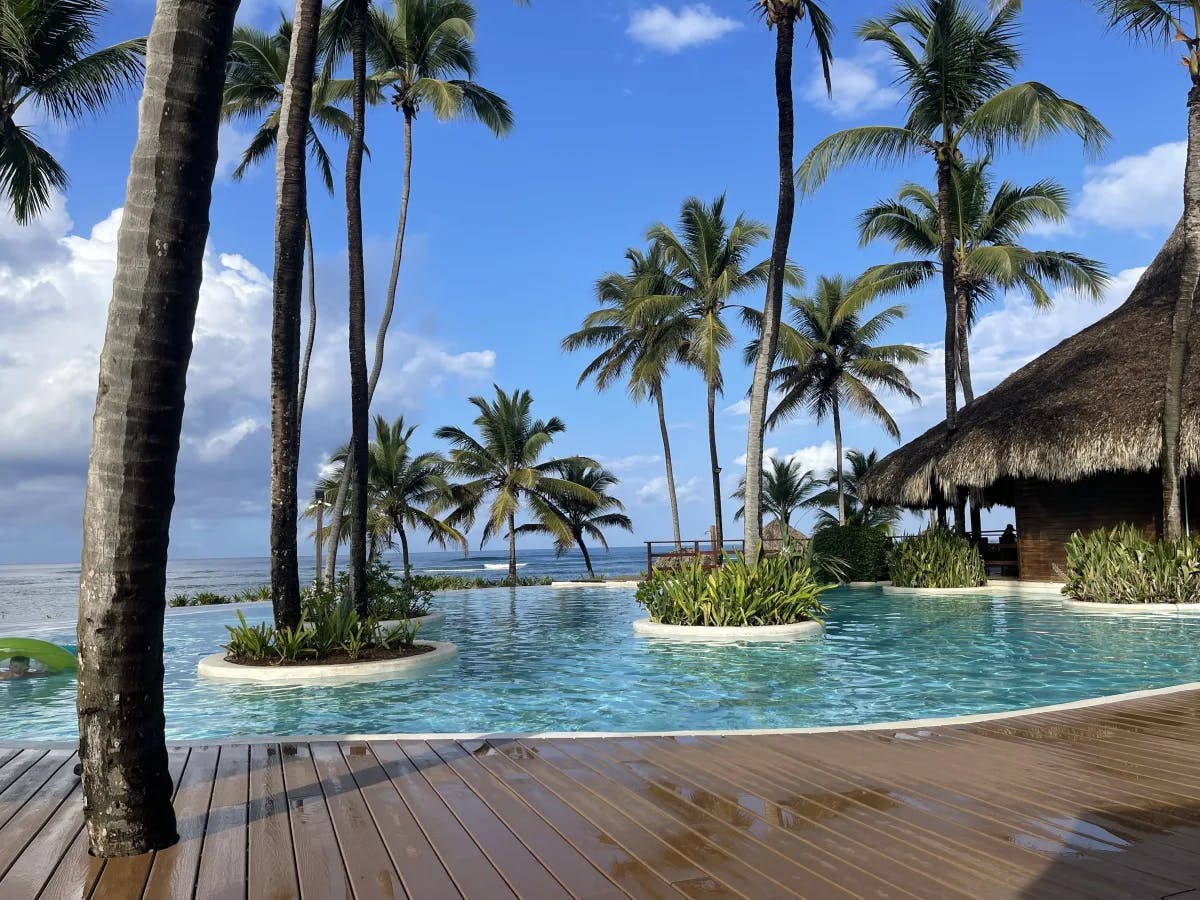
<box><xmin>0</xmin><ymin>752</ymin><xmax>77</xmax><ymax>879</ymax></box>
<box><xmin>337</xmin><ymin>742</ymin><xmax>460</xmax><ymax>899</ymax></box>
<box><xmin>308</xmin><ymin>741</ymin><xmax>404</xmax><ymax>900</ymax></box>
<box><xmin>90</xmin><ymin>746</ymin><xmax>190</xmax><ymax>900</ymax></box>
<box><xmin>143</xmin><ymin>745</ymin><xmax>219</xmax><ymax>900</ymax></box>
<box><xmin>0</xmin><ymin>750</ymin><xmax>66</xmax><ymax>830</ymax></box>
<box><xmin>34</xmin><ymin>826</ymin><xmax>102</xmax><ymax>900</ymax></box>
<box><xmin>278</xmin><ymin>742</ymin><xmax>351</xmax><ymax>899</ymax></box>
<box><xmin>248</xmin><ymin>742</ymin><xmax>300</xmax><ymax>900</ymax></box>
<box><xmin>400</xmin><ymin>741</ymin><xmax>569</xmax><ymax>899</ymax></box>
<box><xmin>194</xmin><ymin>744</ymin><xmax>249</xmax><ymax>900</ymax></box>
<box><xmin>0</xmin><ymin>785</ymin><xmax>81</xmax><ymax>899</ymax></box>
<box><xmin>428</xmin><ymin>740</ymin><xmax>626</xmax><ymax>900</ymax></box>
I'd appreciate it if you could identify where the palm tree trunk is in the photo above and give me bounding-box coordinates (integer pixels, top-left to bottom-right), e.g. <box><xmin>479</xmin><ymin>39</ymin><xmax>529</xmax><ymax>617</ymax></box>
<box><xmin>268</xmin><ymin>0</ymin><xmax>321</xmax><ymax>631</ymax></box>
<box><xmin>579</xmin><ymin>533</ymin><xmax>595</xmax><ymax>579</ymax></box>
<box><xmin>323</xmin><ymin>109</ymin><xmax>416</xmax><ymax>583</ymax></box>
<box><xmin>707</xmin><ymin>379</ymin><xmax>724</xmax><ymax>554</ymax></box>
<box><xmin>744</xmin><ymin>10</ymin><xmax>797</xmax><ymax>562</ymax></box>
<box><xmin>297</xmin><ymin>215</ymin><xmax>317</xmax><ymax>431</ymax></box>
<box><xmin>314</xmin><ymin>501</ymin><xmax>324</xmax><ymax>588</ymax></box>
<box><xmin>344</xmin><ymin>0</ymin><xmax>370</xmax><ymax>616</ymax></box>
<box><xmin>398</xmin><ymin>522</ymin><xmax>411</xmax><ymax>577</ymax></box>
<box><xmin>956</xmin><ymin>284</ymin><xmax>974</xmax><ymax>405</ymax></box>
<box><xmin>936</xmin><ymin>152</ymin><xmax>959</xmax><ymax>430</ymax></box>
<box><xmin>508</xmin><ymin>511</ymin><xmax>518</xmax><ymax>584</ymax></box>
<box><xmin>832</xmin><ymin>395</ymin><xmax>845</xmax><ymax>526</ymax></box>
<box><xmin>653</xmin><ymin>383</ymin><xmax>682</xmax><ymax>549</ymax></box>
<box><xmin>77</xmin><ymin>0</ymin><xmax>236</xmax><ymax>858</ymax></box>
<box><xmin>1162</xmin><ymin>85</ymin><xmax>1200</xmax><ymax>540</ymax></box>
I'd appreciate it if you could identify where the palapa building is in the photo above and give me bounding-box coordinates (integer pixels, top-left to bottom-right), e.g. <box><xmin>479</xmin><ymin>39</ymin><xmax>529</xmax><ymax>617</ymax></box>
<box><xmin>860</xmin><ymin>220</ymin><xmax>1200</xmax><ymax>581</ymax></box>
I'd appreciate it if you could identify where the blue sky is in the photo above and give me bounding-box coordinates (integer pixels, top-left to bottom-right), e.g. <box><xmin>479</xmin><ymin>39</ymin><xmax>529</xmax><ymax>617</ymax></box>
<box><xmin>0</xmin><ymin>1</ymin><xmax>1188</xmax><ymax>563</ymax></box>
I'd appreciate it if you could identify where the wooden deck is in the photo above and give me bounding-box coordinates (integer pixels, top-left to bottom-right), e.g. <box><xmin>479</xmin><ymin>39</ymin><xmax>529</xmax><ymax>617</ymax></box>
<box><xmin>5</xmin><ymin>690</ymin><xmax>1200</xmax><ymax>898</ymax></box>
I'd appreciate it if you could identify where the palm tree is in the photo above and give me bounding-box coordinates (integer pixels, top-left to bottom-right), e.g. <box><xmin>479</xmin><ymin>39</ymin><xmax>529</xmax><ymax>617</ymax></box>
<box><xmin>810</xmin><ymin>449</ymin><xmax>902</xmax><ymax>532</ymax></box>
<box><xmin>744</xmin><ymin>0</ymin><xmax>834</xmax><ymax>560</ymax></box>
<box><xmin>223</xmin><ymin>13</ymin><xmax>351</xmax><ymax>627</ymax></box>
<box><xmin>515</xmin><ymin>461</ymin><xmax>633</xmax><ymax>579</ymax></box>
<box><xmin>643</xmin><ymin>195</ymin><xmax>774</xmax><ymax>552</ymax></box>
<box><xmin>77</xmin><ymin>0</ymin><xmax>237</xmax><ymax>858</ymax></box>
<box><xmin>858</xmin><ymin>159</ymin><xmax>1108</xmax><ymax>404</ymax></box>
<box><xmin>734</xmin><ymin>457</ymin><xmax>822</xmax><ymax>548</ymax></box>
<box><xmin>0</xmin><ymin>0</ymin><xmax>145</xmax><ymax>223</ymax></box>
<box><xmin>1090</xmin><ymin>0</ymin><xmax>1199</xmax><ymax>537</ymax></box>
<box><xmin>563</xmin><ymin>244</ymin><xmax>690</xmax><ymax>548</ymax></box>
<box><xmin>303</xmin><ymin>485</ymin><xmax>332</xmax><ymax>588</ymax></box>
<box><xmin>320</xmin><ymin>0</ymin><xmax>516</xmax><ymax>585</ymax></box>
<box><xmin>759</xmin><ymin>274</ymin><xmax>925</xmax><ymax>524</ymax></box>
<box><xmin>435</xmin><ymin>386</ymin><xmax>599</xmax><ymax>583</ymax></box>
<box><xmin>797</xmin><ymin>0</ymin><xmax>1107</xmax><ymax>527</ymax></box>
<box><xmin>318</xmin><ymin>416</ymin><xmax>466</xmax><ymax>574</ymax></box>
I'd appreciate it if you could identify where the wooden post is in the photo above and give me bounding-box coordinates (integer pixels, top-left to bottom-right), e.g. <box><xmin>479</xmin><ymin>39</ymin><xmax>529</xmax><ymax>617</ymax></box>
<box><xmin>646</xmin><ymin>542</ymin><xmax>653</xmax><ymax>576</ymax></box>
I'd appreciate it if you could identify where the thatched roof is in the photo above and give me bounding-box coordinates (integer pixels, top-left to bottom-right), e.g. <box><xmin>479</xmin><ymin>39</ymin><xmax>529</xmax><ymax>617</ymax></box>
<box><xmin>763</xmin><ymin>519</ymin><xmax>807</xmax><ymax>543</ymax></box>
<box><xmin>862</xmin><ymin>218</ymin><xmax>1200</xmax><ymax>508</ymax></box>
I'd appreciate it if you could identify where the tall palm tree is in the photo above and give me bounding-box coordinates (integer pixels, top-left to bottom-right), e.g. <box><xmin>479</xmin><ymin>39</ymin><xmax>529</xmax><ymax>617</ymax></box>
<box><xmin>810</xmin><ymin>448</ymin><xmax>902</xmax><ymax>532</ymax></box>
<box><xmin>563</xmin><ymin>244</ymin><xmax>690</xmax><ymax>548</ymax></box>
<box><xmin>797</xmin><ymin>0</ymin><xmax>1107</xmax><ymax>527</ymax></box>
<box><xmin>858</xmin><ymin>159</ymin><xmax>1108</xmax><ymax>404</ymax></box>
<box><xmin>0</xmin><ymin>0</ymin><xmax>145</xmax><ymax>223</ymax></box>
<box><xmin>435</xmin><ymin>386</ymin><xmax>599</xmax><ymax>583</ymax></box>
<box><xmin>734</xmin><ymin>457</ymin><xmax>822</xmax><ymax>548</ymax></box>
<box><xmin>744</xmin><ymin>0</ymin><xmax>834</xmax><ymax>560</ymax></box>
<box><xmin>759</xmin><ymin>274</ymin><xmax>925</xmax><ymax>524</ymax></box>
<box><xmin>644</xmin><ymin>195</ymin><xmax>774</xmax><ymax>551</ymax></box>
<box><xmin>318</xmin><ymin>416</ymin><xmax>466</xmax><ymax>573</ymax></box>
<box><xmin>224</xmin><ymin>13</ymin><xmax>349</xmax><ymax>627</ymax></box>
<box><xmin>1091</xmin><ymin>0</ymin><xmax>1199</xmax><ymax>537</ymax></box>
<box><xmin>77</xmin><ymin>0</ymin><xmax>237</xmax><ymax>858</ymax></box>
<box><xmin>515</xmin><ymin>460</ymin><xmax>633</xmax><ymax>579</ymax></box>
<box><xmin>320</xmin><ymin>0</ymin><xmax>516</xmax><ymax>584</ymax></box>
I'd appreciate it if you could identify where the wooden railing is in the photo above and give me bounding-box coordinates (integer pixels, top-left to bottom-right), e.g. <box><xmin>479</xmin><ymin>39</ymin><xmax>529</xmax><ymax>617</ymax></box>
<box><xmin>644</xmin><ymin>539</ymin><xmax>746</xmax><ymax>575</ymax></box>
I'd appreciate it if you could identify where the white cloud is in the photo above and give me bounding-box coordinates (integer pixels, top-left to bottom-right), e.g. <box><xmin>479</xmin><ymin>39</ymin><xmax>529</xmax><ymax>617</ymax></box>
<box><xmin>724</xmin><ymin>390</ymin><xmax>784</xmax><ymax>417</ymax></box>
<box><xmin>628</xmin><ymin>4</ymin><xmax>741</xmax><ymax>53</ymax></box>
<box><xmin>598</xmin><ymin>453</ymin><xmax>662</xmax><ymax>473</ymax></box>
<box><xmin>637</xmin><ymin>475</ymin><xmax>700</xmax><ymax>504</ymax></box>
<box><xmin>732</xmin><ymin>442</ymin><xmax>839</xmax><ymax>475</ymax></box>
<box><xmin>216</xmin><ymin>122</ymin><xmax>256</xmax><ymax>182</ymax></box>
<box><xmin>191</xmin><ymin>418</ymin><xmax>262</xmax><ymax>463</ymax></box>
<box><xmin>1076</xmin><ymin>141</ymin><xmax>1184</xmax><ymax>231</ymax></box>
<box><xmin>803</xmin><ymin>52</ymin><xmax>902</xmax><ymax>120</ymax></box>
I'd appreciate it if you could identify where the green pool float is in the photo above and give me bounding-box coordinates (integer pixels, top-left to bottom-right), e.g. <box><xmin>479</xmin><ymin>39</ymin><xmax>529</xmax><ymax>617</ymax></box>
<box><xmin>0</xmin><ymin>639</ymin><xmax>77</xmax><ymax>674</ymax></box>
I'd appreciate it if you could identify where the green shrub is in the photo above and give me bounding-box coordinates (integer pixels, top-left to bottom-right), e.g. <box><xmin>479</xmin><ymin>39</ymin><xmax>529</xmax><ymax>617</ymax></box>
<box><xmin>408</xmin><ymin>573</ymin><xmax>552</xmax><ymax>591</ymax></box>
<box><xmin>1063</xmin><ymin>524</ymin><xmax>1200</xmax><ymax>604</ymax></box>
<box><xmin>888</xmin><ymin>527</ymin><xmax>986</xmax><ymax>588</ymax></box>
<box><xmin>635</xmin><ymin>550</ymin><xmax>833</xmax><ymax>627</ymax></box>
<box><xmin>224</xmin><ymin>611</ymin><xmax>274</xmax><ymax>658</ymax></box>
<box><xmin>811</xmin><ymin>525</ymin><xmax>891</xmax><ymax>582</ymax></box>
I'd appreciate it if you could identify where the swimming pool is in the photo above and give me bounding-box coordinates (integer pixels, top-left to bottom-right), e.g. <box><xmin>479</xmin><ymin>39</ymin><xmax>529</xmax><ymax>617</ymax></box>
<box><xmin>5</xmin><ymin>584</ymin><xmax>1200</xmax><ymax>741</ymax></box>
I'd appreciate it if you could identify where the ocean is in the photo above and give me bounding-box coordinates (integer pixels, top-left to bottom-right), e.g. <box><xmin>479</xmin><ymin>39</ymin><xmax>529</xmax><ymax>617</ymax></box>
<box><xmin>0</xmin><ymin>546</ymin><xmax>648</xmax><ymax>626</ymax></box>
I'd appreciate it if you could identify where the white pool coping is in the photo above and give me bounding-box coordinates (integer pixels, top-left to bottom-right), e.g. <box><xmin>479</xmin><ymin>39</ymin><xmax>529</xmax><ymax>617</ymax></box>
<box><xmin>1062</xmin><ymin>598</ymin><xmax>1200</xmax><ymax>614</ymax></box>
<box><xmin>196</xmin><ymin>641</ymin><xmax>458</xmax><ymax>683</ymax></box>
<box><xmin>377</xmin><ymin>610</ymin><xmax>444</xmax><ymax>629</ymax></box>
<box><xmin>549</xmin><ymin>580</ymin><xmax>639</xmax><ymax>589</ymax></box>
<box><xmin>882</xmin><ymin>580</ymin><xmax>1065</xmax><ymax>596</ymax></box>
<box><xmin>632</xmin><ymin>618</ymin><xmax>824</xmax><ymax>641</ymax></box>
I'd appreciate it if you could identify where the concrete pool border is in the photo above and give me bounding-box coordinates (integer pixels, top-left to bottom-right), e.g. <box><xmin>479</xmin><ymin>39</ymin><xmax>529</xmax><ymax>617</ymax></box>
<box><xmin>196</xmin><ymin>641</ymin><xmax>458</xmax><ymax>683</ymax></box>
<box><xmin>632</xmin><ymin>617</ymin><xmax>824</xmax><ymax>641</ymax></box>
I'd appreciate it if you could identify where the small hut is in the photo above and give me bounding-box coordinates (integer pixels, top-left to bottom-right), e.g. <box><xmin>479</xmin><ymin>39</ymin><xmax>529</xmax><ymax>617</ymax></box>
<box><xmin>763</xmin><ymin>519</ymin><xmax>808</xmax><ymax>553</ymax></box>
<box><xmin>860</xmin><ymin>219</ymin><xmax>1200</xmax><ymax>581</ymax></box>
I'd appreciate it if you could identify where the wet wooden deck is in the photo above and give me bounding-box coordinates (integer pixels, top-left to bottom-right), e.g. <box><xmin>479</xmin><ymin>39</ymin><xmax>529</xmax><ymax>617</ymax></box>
<box><xmin>4</xmin><ymin>689</ymin><xmax>1200</xmax><ymax>898</ymax></box>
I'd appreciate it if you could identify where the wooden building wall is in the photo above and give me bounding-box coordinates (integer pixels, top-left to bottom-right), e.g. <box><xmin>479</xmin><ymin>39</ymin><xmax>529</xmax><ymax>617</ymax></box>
<box><xmin>1011</xmin><ymin>472</ymin><xmax>1200</xmax><ymax>581</ymax></box>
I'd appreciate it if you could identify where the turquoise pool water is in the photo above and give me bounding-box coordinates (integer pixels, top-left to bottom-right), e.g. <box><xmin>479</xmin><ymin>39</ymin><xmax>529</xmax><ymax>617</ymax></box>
<box><xmin>4</xmin><ymin>584</ymin><xmax>1200</xmax><ymax>741</ymax></box>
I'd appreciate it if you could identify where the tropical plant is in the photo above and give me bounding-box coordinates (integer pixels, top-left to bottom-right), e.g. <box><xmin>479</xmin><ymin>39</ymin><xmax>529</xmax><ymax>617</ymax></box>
<box><xmin>564</xmin><ymin>244</ymin><xmax>691</xmax><ymax>548</ymax></box>
<box><xmin>744</xmin><ymin>0</ymin><xmax>835</xmax><ymax>560</ymax></box>
<box><xmin>223</xmin><ymin>12</ymin><xmax>351</xmax><ymax>627</ymax></box>
<box><xmin>753</xmin><ymin>275</ymin><xmax>924</xmax><ymax>525</ymax></box>
<box><xmin>0</xmin><ymin>0</ymin><xmax>145</xmax><ymax>223</ymax></box>
<box><xmin>76</xmin><ymin>0</ymin><xmax>237</xmax><ymax>858</ymax></box>
<box><xmin>514</xmin><ymin>460</ymin><xmax>633</xmax><ymax>579</ymax></box>
<box><xmin>321</xmin><ymin>0</ymin><xmax>517</xmax><ymax>584</ymax></box>
<box><xmin>1090</xmin><ymin>0</ymin><xmax>1200</xmax><ymax>538</ymax></box>
<box><xmin>888</xmin><ymin>527</ymin><xmax>986</xmax><ymax>588</ymax></box>
<box><xmin>1062</xmin><ymin>523</ymin><xmax>1200</xmax><ymax>604</ymax></box>
<box><xmin>225</xmin><ymin>611</ymin><xmax>276</xmax><ymax>659</ymax></box>
<box><xmin>635</xmin><ymin>551</ymin><xmax>833</xmax><ymax>627</ymax></box>
<box><xmin>733</xmin><ymin>457</ymin><xmax>822</xmax><ymax>546</ymax></box>
<box><xmin>858</xmin><ymin>158</ymin><xmax>1108</xmax><ymax>405</ymax></box>
<box><xmin>435</xmin><ymin>386</ymin><xmax>599</xmax><ymax>583</ymax></box>
<box><xmin>811</xmin><ymin>523</ymin><xmax>892</xmax><ymax>582</ymax></box>
<box><xmin>318</xmin><ymin>416</ymin><xmax>465</xmax><ymax>574</ymax></box>
<box><xmin>642</xmin><ymin>195</ymin><xmax>775</xmax><ymax>550</ymax></box>
<box><xmin>810</xmin><ymin>449</ymin><xmax>902</xmax><ymax>532</ymax></box>
<box><xmin>797</xmin><ymin>0</ymin><xmax>1107</xmax><ymax>528</ymax></box>
<box><xmin>409</xmin><ymin>573</ymin><xmax>552</xmax><ymax>590</ymax></box>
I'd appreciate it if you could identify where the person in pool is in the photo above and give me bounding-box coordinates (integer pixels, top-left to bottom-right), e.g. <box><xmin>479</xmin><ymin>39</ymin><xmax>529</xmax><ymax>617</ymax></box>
<box><xmin>0</xmin><ymin>656</ymin><xmax>43</xmax><ymax>680</ymax></box>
